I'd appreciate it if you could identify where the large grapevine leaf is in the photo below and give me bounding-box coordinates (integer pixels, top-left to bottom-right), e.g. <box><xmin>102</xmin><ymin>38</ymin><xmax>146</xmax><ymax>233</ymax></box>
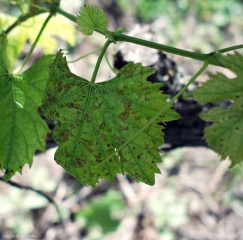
<box><xmin>42</xmin><ymin>50</ymin><xmax>179</xmax><ymax>186</ymax></box>
<box><xmin>0</xmin><ymin>33</ymin><xmax>53</xmax><ymax>181</ymax></box>
<box><xmin>192</xmin><ymin>52</ymin><xmax>243</xmax><ymax>166</ymax></box>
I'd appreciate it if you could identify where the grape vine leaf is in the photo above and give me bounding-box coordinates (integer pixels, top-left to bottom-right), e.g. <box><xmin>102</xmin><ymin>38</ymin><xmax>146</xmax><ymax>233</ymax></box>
<box><xmin>192</xmin><ymin>52</ymin><xmax>243</xmax><ymax>166</ymax></box>
<box><xmin>77</xmin><ymin>5</ymin><xmax>109</xmax><ymax>36</ymax></box>
<box><xmin>42</xmin><ymin>50</ymin><xmax>180</xmax><ymax>187</ymax></box>
<box><xmin>0</xmin><ymin>33</ymin><xmax>53</xmax><ymax>181</ymax></box>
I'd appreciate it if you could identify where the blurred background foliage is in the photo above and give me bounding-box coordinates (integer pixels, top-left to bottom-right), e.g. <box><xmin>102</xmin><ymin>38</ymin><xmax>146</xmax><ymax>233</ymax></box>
<box><xmin>116</xmin><ymin>0</ymin><xmax>243</xmax><ymax>23</ymax></box>
<box><xmin>114</xmin><ymin>0</ymin><xmax>243</xmax><ymax>51</ymax></box>
<box><xmin>75</xmin><ymin>190</ymin><xmax>125</xmax><ymax>239</ymax></box>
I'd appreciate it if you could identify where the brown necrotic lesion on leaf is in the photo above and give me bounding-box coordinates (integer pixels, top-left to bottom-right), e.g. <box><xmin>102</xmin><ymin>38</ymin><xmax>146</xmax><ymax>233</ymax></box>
<box><xmin>119</xmin><ymin>99</ymin><xmax>132</xmax><ymax>120</ymax></box>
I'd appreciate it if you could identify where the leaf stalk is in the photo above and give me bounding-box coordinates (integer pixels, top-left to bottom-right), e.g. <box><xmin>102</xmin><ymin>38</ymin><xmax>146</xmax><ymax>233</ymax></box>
<box><xmin>56</xmin><ymin>6</ymin><xmax>77</xmax><ymax>22</ymax></box>
<box><xmin>90</xmin><ymin>39</ymin><xmax>112</xmax><ymax>83</ymax></box>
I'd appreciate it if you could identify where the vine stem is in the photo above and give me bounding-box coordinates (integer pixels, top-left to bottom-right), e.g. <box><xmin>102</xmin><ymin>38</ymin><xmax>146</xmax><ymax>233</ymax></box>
<box><xmin>56</xmin><ymin>6</ymin><xmax>77</xmax><ymax>22</ymax></box>
<box><xmin>218</xmin><ymin>44</ymin><xmax>243</xmax><ymax>53</ymax></box>
<box><xmin>56</xmin><ymin>6</ymin><xmax>208</xmax><ymax>63</ymax></box>
<box><xmin>55</xmin><ymin>7</ymin><xmax>243</xmax><ymax>67</ymax></box>
<box><xmin>91</xmin><ymin>61</ymin><xmax>209</xmax><ymax>167</ymax></box>
<box><xmin>112</xmin><ymin>31</ymin><xmax>207</xmax><ymax>62</ymax></box>
<box><xmin>18</xmin><ymin>13</ymin><xmax>53</xmax><ymax>73</ymax></box>
<box><xmin>169</xmin><ymin>61</ymin><xmax>208</xmax><ymax>103</ymax></box>
<box><xmin>90</xmin><ymin>39</ymin><xmax>112</xmax><ymax>83</ymax></box>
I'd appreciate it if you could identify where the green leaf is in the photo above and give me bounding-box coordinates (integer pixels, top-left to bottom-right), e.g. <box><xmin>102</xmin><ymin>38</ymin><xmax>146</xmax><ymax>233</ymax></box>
<box><xmin>192</xmin><ymin>53</ymin><xmax>243</xmax><ymax>103</ymax></box>
<box><xmin>42</xmin><ymin>50</ymin><xmax>179</xmax><ymax>187</ymax></box>
<box><xmin>192</xmin><ymin>52</ymin><xmax>243</xmax><ymax>166</ymax></box>
<box><xmin>0</xmin><ymin>33</ymin><xmax>53</xmax><ymax>181</ymax></box>
<box><xmin>77</xmin><ymin>5</ymin><xmax>109</xmax><ymax>36</ymax></box>
<box><xmin>200</xmin><ymin>100</ymin><xmax>243</xmax><ymax>166</ymax></box>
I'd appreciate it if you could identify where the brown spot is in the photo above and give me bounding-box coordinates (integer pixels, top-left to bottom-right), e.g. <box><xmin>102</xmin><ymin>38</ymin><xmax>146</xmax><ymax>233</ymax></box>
<box><xmin>120</xmin><ymin>99</ymin><xmax>132</xmax><ymax>120</ymax></box>
<box><xmin>72</xmin><ymin>157</ymin><xmax>83</xmax><ymax>167</ymax></box>
<box><xmin>99</xmin><ymin>122</ymin><xmax>105</xmax><ymax>130</ymax></box>
<box><xmin>60</xmin><ymin>129</ymin><xmax>70</xmax><ymax>142</ymax></box>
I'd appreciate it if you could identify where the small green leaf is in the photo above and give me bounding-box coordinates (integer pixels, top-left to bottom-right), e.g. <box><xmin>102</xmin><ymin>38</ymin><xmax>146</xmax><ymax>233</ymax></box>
<box><xmin>192</xmin><ymin>52</ymin><xmax>243</xmax><ymax>165</ymax></box>
<box><xmin>0</xmin><ymin>33</ymin><xmax>53</xmax><ymax>181</ymax></box>
<box><xmin>42</xmin><ymin>50</ymin><xmax>179</xmax><ymax>187</ymax></box>
<box><xmin>77</xmin><ymin>5</ymin><xmax>109</xmax><ymax>36</ymax></box>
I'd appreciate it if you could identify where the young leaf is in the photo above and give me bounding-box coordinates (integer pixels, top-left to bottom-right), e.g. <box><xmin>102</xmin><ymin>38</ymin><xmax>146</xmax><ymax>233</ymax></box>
<box><xmin>192</xmin><ymin>52</ymin><xmax>243</xmax><ymax>166</ymax></box>
<box><xmin>42</xmin><ymin>50</ymin><xmax>179</xmax><ymax>187</ymax></box>
<box><xmin>0</xmin><ymin>33</ymin><xmax>53</xmax><ymax>181</ymax></box>
<box><xmin>77</xmin><ymin>5</ymin><xmax>109</xmax><ymax>36</ymax></box>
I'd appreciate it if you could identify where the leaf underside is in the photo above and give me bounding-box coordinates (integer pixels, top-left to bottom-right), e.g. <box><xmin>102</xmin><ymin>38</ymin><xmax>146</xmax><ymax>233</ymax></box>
<box><xmin>192</xmin><ymin>52</ymin><xmax>243</xmax><ymax>166</ymax></box>
<box><xmin>42</xmin><ymin>50</ymin><xmax>179</xmax><ymax>186</ymax></box>
<box><xmin>0</xmin><ymin>33</ymin><xmax>52</xmax><ymax>181</ymax></box>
